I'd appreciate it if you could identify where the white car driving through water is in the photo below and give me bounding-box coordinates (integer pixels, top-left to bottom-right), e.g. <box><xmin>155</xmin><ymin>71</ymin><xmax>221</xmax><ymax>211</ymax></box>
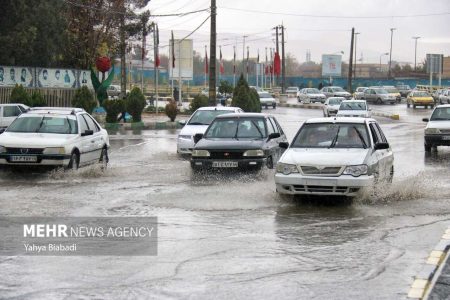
<box><xmin>275</xmin><ymin>117</ymin><xmax>394</xmax><ymax>197</ymax></box>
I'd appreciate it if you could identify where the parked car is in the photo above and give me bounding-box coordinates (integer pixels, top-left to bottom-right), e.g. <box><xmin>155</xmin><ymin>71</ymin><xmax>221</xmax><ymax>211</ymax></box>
<box><xmin>177</xmin><ymin>106</ymin><xmax>243</xmax><ymax>154</ymax></box>
<box><xmin>336</xmin><ymin>100</ymin><xmax>371</xmax><ymax>118</ymax></box>
<box><xmin>407</xmin><ymin>91</ymin><xmax>434</xmax><ymax>109</ymax></box>
<box><xmin>396</xmin><ymin>84</ymin><xmax>412</xmax><ymax>97</ymax></box>
<box><xmin>0</xmin><ymin>104</ymin><xmax>29</xmax><ymax>130</ymax></box>
<box><xmin>190</xmin><ymin>113</ymin><xmax>288</xmax><ymax>171</ymax></box>
<box><xmin>107</xmin><ymin>85</ymin><xmax>121</xmax><ymax>98</ymax></box>
<box><xmin>422</xmin><ymin>104</ymin><xmax>450</xmax><ymax>152</ymax></box>
<box><xmin>353</xmin><ymin>87</ymin><xmax>368</xmax><ymax>100</ymax></box>
<box><xmin>258</xmin><ymin>92</ymin><xmax>277</xmax><ymax>109</ymax></box>
<box><xmin>320</xmin><ymin>86</ymin><xmax>352</xmax><ymax>99</ymax></box>
<box><xmin>362</xmin><ymin>88</ymin><xmax>396</xmax><ymax>105</ymax></box>
<box><xmin>382</xmin><ymin>86</ymin><xmax>402</xmax><ymax>102</ymax></box>
<box><xmin>323</xmin><ymin>97</ymin><xmax>345</xmax><ymax>117</ymax></box>
<box><xmin>0</xmin><ymin>107</ymin><xmax>109</xmax><ymax>169</ymax></box>
<box><xmin>438</xmin><ymin>89</ymin><xmax>450</xmax><ymax>104</ymax></box>
<box><xmin>432</xmin><ymin>89</ymin><xmax>445</xmax><ymax>103</ymax></box>
<box><xmin>285</xmin><ymin>87</ymin><xmax>300</xmax><ymax>98</ymax></box>
<box><xmin>298</xmin><ymin>88</ymin><xmax>326</xmax><ymax>103</ymax></box>
<box><xmin>275</xmin><ymin>117</ymin><xmax>394</xmax><ymax>197</ymax></box>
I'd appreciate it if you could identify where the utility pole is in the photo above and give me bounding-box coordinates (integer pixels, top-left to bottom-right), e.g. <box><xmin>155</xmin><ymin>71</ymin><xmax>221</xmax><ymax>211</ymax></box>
<box><xmin>281</xmin><ymin>24</ymin><xmax>286</xmax><ymax>93</ymax></box>
<box><xmin>388</xmin><ymin>28</ymin><xmax>396</xmax><ymax>79</ymax></box>
<box><xmin>208</xmin><ymin>0</ymin><xmax>217</xmax><ymax>106</ymax></box>
<box><xmin>119</xmin><ymin>1</ymin><xmax>127</xmax><ymax>99</ymax></box>
<box><xmin>353</xmin><ymin>32</ymin><xmax>360</xmax><ymax>79</ymax></box>
<box><xmin>153</xmin><ymin>23</ymin><xmax>159</xmax><ymax>114</ymax></box>
<box><xmin>242</xmin><ymin>35</ymin><xmax>247</xmax><ymax>74</ymax></box>
<box><xmin>347</xmin><ymin>27</ymin><xmax>354</xmax><ymax>93</ymax></box>
<box><xmin>275</xmin><ymin>26</ymin><xmax>279</xmax><ymax>87</ymax></box>
<box><xmin>412</xmin><ymin>36</ymin><xmax>420</xmax><ymax>71</ymax></box>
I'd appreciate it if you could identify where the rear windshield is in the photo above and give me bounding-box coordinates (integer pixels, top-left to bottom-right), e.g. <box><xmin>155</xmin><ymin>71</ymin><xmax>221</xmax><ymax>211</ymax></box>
<box><xmin>306</xmin><ymin>89</ymin><xmax>320</xmax><ymax>94</ymax></box>
<box><xmin>259</xmin><ymin>93</ymin><xmax>272</xmax><ymax>98</ymax></box>
<box><xmin>7</xmin><ymin>116</ymin><xmax>78</xmax><ymax>134</ymax></box>
<box><xmin>292</xmin><ymin>123</ymin><xmax>370</xmax><ymax>149</ymax></box>
<box><xmin>205</xmin><ymin>118</ymin><xmax>267</xmax><ymax>139</ymax></box>
<box><xmin>188</xmin><ymin>110</ymin><xmax>234</xmax><ymax>125</ymax></box>
<box><xmin>339</xmin><ymin>102</ymin><xmax>367</xmax><ymax>110</ymax></box>
<box><xmin>329</xmin><ymin>98</ymin><xmax>343</xmax><ymax>105</ymax></box>
<box><xmin>413</xmin><ymin>92</ymin><xmax>430</xmax><ymax>97</ymax></box>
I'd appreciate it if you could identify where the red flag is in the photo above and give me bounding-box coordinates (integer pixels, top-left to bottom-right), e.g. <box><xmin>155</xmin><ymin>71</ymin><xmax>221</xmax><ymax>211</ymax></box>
<box><xmin>205</xmin><ymin>48</ymin><xmax>209</xmax><ymax>74</ymax></box>
<box><xmin>274</xmin><ymin>52</ymin><xmax>281</xmax><ymax>76</ymax></box>
<box><xmin>265</xmin><ymin>65</ymin><xmax>269</xmax><ymax>75</ymax></box>
<box><xmin>220</xmin><ymin>48</ymin><xmax>224</xmax><ymax>74</ymax></box>
<box><xmin>269</xmin><ymin>65</ymin><xmax>273</xmax><ymax>74</ymax></box>
<box><xmin>233</xmin><ymin>47</ymin><xmax>236</xmax><ymax>74</ymax></box>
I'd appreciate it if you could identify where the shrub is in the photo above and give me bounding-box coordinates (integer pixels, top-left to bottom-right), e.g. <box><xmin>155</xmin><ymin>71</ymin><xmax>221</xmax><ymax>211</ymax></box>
<box><xmin>72</xmin><ymin>86</ymin><xmax>97</xmax><ymax>113</ymax></box>
<box><xmin>125</xmin><ymin>87</ymin><xmax>146</xmax><ymax>122</ymax></box>
<box><xmin>218</xmin><ymin>80</ymin><xmax>233</xmax><ymax>95</ymax></box>
<box><xmin>190</xmin><ymin>94</ymin><xmax>209</xmax><ymax>112</ymax></box>
<box><xmin>30</xmin><ymin>91</ymin><xmax>47</xmax><ymax>107</ymax></box>
<box><xmin>165</xmin><ymin>100</ymin><xmax>178</xmax><ymax>122</ymax></box>
<box><xmin>231</xmin><ymin>74</ymin><xmax>260</xmax><ymax>112</ymax></box>
<box><xmin>10</xmin><ymin>84</ymin><xmax>31</xmax><ymax>106</ymax></box>
<box><xmin>249</xmin><ymin>88</ymin><xmax>261</xmax><ymax>113</ymax></box>
<box><xmin>103</xmin><ymin>99</ymin><xmax>125</xmax><ymax>123</ymax></box>
<box><xmin>144</xmin><ymin>106</ymin><xmax>165</xmax><ymax>113</ymax></box>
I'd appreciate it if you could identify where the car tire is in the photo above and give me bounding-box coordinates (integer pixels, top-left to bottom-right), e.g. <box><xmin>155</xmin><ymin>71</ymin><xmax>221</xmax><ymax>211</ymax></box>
<box><xmin>99</xmin><ymin>147</ymin><xmax>109</xmax><ymax>170</ymax></box>
<box><xmin>272</xmin><ymin>103</ymin><xmax>276</xmax><ymax>109</ymax></box>
<box><xmin>424</xmin><ymin>143</ymin><xmax>432</xmax><ymax>152</ymax></box>
<box><xmin>68</xmin><ymin>152</ymin><xmax>79</xmax><ymax>171</ymax></box>
<box><xmin>388</xmin><ymin>166</ymin><xmax>394</xmax><ymax>183</ymax></box>
<box><xmin>407</xmin><ymin>102</ymin><xmax>410</xmax><ymax>108</ymax></box>
<box><xmin>266</xmin><ymin>156</ymin><xmax>274</xmax><ymax>169</ymax></box>
<box><xmin>413</xmin><ymin>104</ymin><xmax>416</xmax><ymax>109</ymax></box>
<box><xmin>376</xmin><ymin>98</ymin><xmax>382</xmax><ymax>105</ymax></box>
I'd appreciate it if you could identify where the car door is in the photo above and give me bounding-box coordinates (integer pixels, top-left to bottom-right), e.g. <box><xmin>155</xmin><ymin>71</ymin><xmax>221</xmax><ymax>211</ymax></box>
<box><xmin>78</xmin><ymin>114</ymin><xmax>95</xmax><ymax>165</ymax></box>
<box><xmin>270</xmin><ymin>117</ymin><xmax>287</xmax><ymax>162</ymax></box>
<box><xmin>81</xmin><ymin>114</ymin><xmax>103</xmax><ymax>163</ymax></box>
<box><xmin>374</xmin><ymin>122</ymin><xmax>393</xmax><ymax>178</ymax></box>
<box><xmin>368</xmin><ymin>122</ymin><xmax>390</xmax><ymax>179</ymax></box>
<box><xmin>1</xmin><ymin>105</ymin><xmax>22</xmax><ymax>128</ymax></box>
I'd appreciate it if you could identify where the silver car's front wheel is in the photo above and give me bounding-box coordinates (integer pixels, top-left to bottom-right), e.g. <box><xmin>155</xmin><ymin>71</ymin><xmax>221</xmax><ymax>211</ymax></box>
<box><xmin>68</xmin><ymin>152</ymin><xmax>79</xmax><ymax>171</ymax></box>
<box><xmin>99</xmin><ymin>148</ymin><xmax>108</xmax><ymax>170</ymax></box>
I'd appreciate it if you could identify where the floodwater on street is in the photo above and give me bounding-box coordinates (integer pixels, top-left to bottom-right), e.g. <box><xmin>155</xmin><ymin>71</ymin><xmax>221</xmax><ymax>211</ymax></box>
<box><xmin>1</xmin><ymin>102</ymin><xmax>450</xmax><ymax>299</ymax></box>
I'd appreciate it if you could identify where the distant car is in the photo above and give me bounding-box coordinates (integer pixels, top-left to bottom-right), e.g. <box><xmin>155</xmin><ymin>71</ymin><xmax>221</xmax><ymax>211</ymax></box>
<box><xmin>177</xmin><ymin>106</ymin><xmax>243</xmax><ymax>154</ymax></box>
<box><xmin>258</xmin><ymin>92</ymin><xmax>277</xmax><ymax>109</ymax></box>
<box><xmin>396</xmin><ymin>84</ymin><xmax>412</xmax><ymax>97</ymax></box>
<box><xmin>0</xmin><ymin>107</ymin><xmax>109</xmax><ymax>169</ymax></box>
<box><xmin>422</xmin><ymin>105</ymin><xmax>450</xmax><ymax>152</ymax></box>
<box><xmin>323</xmin><ymin>97</ymin><xmax>345</xmax><ymax>117</ymax></box>
<box><xmin>107</xmin><ymin>85</ymin><xmax>121</xmax><ymax>98</ymax></box>
<box><xmin>191</xmin><ymin>113</ymin><xmax>288</xmax><ymax>171</ymax></box>
<box><xmin>382</xmin><ymin>86</ymin><xmax>402</xmax><ymax>102</ymax></box>
<box><xmin>336</xmin><ymin>100</ymin><xmax>371</xmax><ymax>118</ymax></box>
<box><xmin>285</xmin><ymin>87</ymin><xmax>300</xmax><ymax>98</ymax></box>
<box><xmin>438</xmin><ymin>89</ymin><xmax>450</xmax><ymax>104</ymax></box>
<box><xmin>298</xmin><ymin>88</ymin><xmax>326</xmax><ymax>103</ymax></box>
<box><xmin>353</xmin><ymin>87</ymin><xmax>368</xmax><ymax>100</ymax></box>
<box><xmin>432</xmin><ymin>89</ymin><xmax>445</xmax><ymax>103</ymax></box>
<box><xmin>320</xmin><ymin>86</ymin><xmax>352</xmax><ymax>99</ymax></box>
<box><xmin>407</xmin><ymin>91</ymin><xmax>434</xmax><ymax>109</ymax></box>
<box><xmin>363</xmin><ymin>88</ymin><xmax>396</xmax><ymax>105</ymax></box>
<box><xmin>0</xmin><ymin>104</ymin><xmax>29</xmax><ymax>130</ymax></box>
<box><xmin>275</xmin><ymin>117</ymin><xmax>394</xmax><ymax>197</ymax></box>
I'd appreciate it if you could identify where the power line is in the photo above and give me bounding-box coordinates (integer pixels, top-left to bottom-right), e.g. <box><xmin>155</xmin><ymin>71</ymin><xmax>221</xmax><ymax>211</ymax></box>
<box><xmin>219</xmin><ymin>6</ymin><xmax>450</xmax><ymax>19</ymax></box>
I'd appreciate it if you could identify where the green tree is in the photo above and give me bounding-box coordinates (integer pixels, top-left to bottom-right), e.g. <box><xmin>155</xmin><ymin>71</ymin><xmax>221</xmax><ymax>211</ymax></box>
<box><xmin>231</xmin><ymin>74</ymin><xmax>260</xmax><ymax>112</ymax></box>
<box><xmin>72</xmin><ymin>86</ymin><xmax>97</xmax><ymax>113</ymax></box>
<box><xmin>30</xmin><ymin>91</ymin><xmax>47</xmax><ymax>107</ymax></box>
<box><xmin>218</xmin><ymin>80</ymin><xmax>233</xmax><ymax>94</ymax></box>
<box><xmin>190</xmin><ymin>94</ymin><xmax>209</xmax><ymax>112</ymax></box>
<box><xmin>10</xmin><ymin>84</ymin><xmax>31</xmax><ymax>106</ymax></box>
<box><xmin>249</xmin><ymin>88</ymin><xmax>261</xmax><ymax>113</ymax></box>
<box><xmin>103</xmin><ymin>99</ymin><xmax>125</xmax><ymax>123</ymax></box>
<box><xmin>125</xmin><ymin>87</ymin><xmax>146</xmax><ymax>122</ymax></box>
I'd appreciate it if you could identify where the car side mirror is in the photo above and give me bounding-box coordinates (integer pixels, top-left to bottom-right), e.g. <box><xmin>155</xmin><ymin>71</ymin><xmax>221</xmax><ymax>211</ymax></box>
<box><xmin>279</xmin><ymin>141</ymin><xmax>289</xmax><ymax>149</ymax></box>
<box><xmin>374</xmin><ymin>142</ymin><xmax>389</xmax><ymax>150</ymax></box>
<box><xmin>422</xmin><ymin>118</ymin><xmax>429</xmax><ymax>122</ymax></box>
<box><xmin>268</xmin><ymin>132</ymin><xmax>280</xmax><ymax>140</ymax></box>
<box><xmin>368</xmin><ymin>108</ymin><xmax>372</xmax><ymax>111</ymax></box>
<box><xmin>194</xmin><ymin>133</ymin><xmax>203</xmax><ymax>144</ymax></box>
<box><xmin>81</xmin><ymin>129</ymin><xmax>94</xmax><ymax>136</ymax></box>
<box><xmin>0</xmin><ymin>128</ymin><xmax>5</xmax><ymax>134</ymax></box>
<box><xmin>179</xmin><ymin>120</ymin><xmax>186</xmax><ymax>126</ymax></box>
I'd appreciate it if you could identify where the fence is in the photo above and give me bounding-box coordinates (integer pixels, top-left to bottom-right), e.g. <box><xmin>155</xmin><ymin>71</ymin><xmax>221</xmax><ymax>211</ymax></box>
<box><xmin>0</xmin><ymin>87</ymin><xmax>77</xmax><ymax>107</ymax></box>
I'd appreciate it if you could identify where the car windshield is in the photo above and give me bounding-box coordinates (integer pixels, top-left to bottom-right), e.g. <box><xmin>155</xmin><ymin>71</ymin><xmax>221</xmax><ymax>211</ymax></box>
<box><xmin>430</xmin><ymin>107</ymin><xmax>450</xmax><ymax>121</ymax></box>
<box><xmin>292</xmin><ymin>123</ymin><xmax>370</xmax><ymax>149</ymax></box>
<box><xmin>386</xmin><ymin>88</ymin><xmax>398</xmax><ymax>93</ymax></box>
<box><xmin>329</xmin><ymin>98</ymin><xmax>343</xmax><ymax>105</ymax></box>
<box><xmin>205</xmin><ymin>118</ymin><xmax>267</xmax><ymax>139</ymax></box>
<box><xmin>339</xmin><ymin>102</ymin><xmax>366</xmax><ymax>110</ymax></box>
<box><xmin>7</xmin><ymin>116</ymin><xmax>78</xmax><ymax>134</ymax></box>
<box><xmin>413</xmin><ymin>92</ymin><xmax>429</xmax><ymax>97</ymax></box>
<box><xmin>188</xmin><ymin>110</ymin><xmax>233</xmax><ymax>125</ymax></box>
<box><xmin>306</xmin><ymin>89</ymin><xmax>319</xmax><ymax>94</ymax></box>
<box><xmin>375</xmin><ymin>89</ymin><xmax>388</xmax><ymax>94</ymax></box>
<box><xmin>356</xmin><ymin>88</ymin><xmax>366</xmax><ymax>92</ymax></box>
<box><xmin>259</xmin><ymin>93</ymin><xmax>272</xmax><ymax>98</ymax></box>
<box><xmin>331</xmin><ymin>87</ymin><xmax>345</xmax><ymax>92</ymax></box>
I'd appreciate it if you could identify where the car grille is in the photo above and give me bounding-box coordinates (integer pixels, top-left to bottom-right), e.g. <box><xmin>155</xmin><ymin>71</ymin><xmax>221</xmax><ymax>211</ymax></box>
<box><xmin>6</xmin><ymin>148</ymin><xmax>44</xmax><ymax>155</ymax></box>
<box><xmin>293</xmin><ymin>185</ymin><xmax>353</xmax><ymax>193</ymax></box>
<box><xmin>300</xmin><ymin>166</ymin><xmax>343</xmax><ymax>176</ymax></box>
<box><xmin>210</xmin><ymin>151</ymin><xmax>244</xmax><ymax>159</ymax></box>
<box><xmin>440</xmin><ymin>129</ymin><xmax>450</xmax><ymax>134</ymax></box>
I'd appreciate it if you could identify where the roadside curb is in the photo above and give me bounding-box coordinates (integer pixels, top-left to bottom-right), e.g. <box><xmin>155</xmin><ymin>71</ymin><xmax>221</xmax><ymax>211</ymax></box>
<box><xmin>408</xmin><ymin>228</ymin><xmax>450</xmax><ymax>299</ymax></box>
<box><xmin>371</xmin><ymin>111</ymin><xmax>400</xmax><ymax>120</ymax></box>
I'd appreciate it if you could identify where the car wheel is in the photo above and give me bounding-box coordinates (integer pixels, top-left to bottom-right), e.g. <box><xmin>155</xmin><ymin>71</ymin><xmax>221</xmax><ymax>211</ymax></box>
<box><xmin>407</xmin><ymin>102</ymin><xmax>410</xmax><ymax>108</ymax></box>
<box><xmin>68</xmin><ymin>152</ymin><xmax>79</xmax><ymax>171</ymax></box>
<box><xmin>413</xmin><ymin>104</ymin><xmax>416</xmax><ymax>109</ymax></box>
<box><xmin>266</xmin><ymin>156</ymin><xmax>274</xmax><ymax>169</ymax></box>
<box><xmin>424</xmin><ymin>143</ymin><xmax>431</xmax><ymax>152</ymax></box>
<box><xmin>376</xmin><ymin>98</ymin><xmax>382</xmax><ymax>105</ymax></box>
<box><xmin>99</xmin><ymin>147</ymin><xmax>109</xmax><ymax>170</ymax></box>
<box><xmin>272</xmin><ymin>103</ymin><xmax>276</xmax><ymax>109</ymax></box>
<box><xmin>388</xmin><ymin>166</ymin><xmax>394</xmax><ymax>183</ymax></box>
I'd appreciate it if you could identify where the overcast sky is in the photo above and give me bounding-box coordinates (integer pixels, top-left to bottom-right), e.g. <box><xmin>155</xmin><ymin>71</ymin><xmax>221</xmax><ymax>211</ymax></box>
<box><xmin>147</xmin><ymin>0</ymin><xmax>450</xmax><ymax>65</ymax></box>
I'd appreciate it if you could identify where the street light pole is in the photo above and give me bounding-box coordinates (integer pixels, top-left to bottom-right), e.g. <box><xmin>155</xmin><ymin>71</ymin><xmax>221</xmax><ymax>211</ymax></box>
<box><xmin>379</xmin><ymin>52</ymin><xmax>389</xmax><ymax>76</ymax></box>
<box><xmin>412</xmin><ymin>36</ymin><xmax>421</xmax><ymax>71</ymax></box>
<box><xmin>388</xmin><ymin>28</ymin><xmax>396</xmax><ymax>79</ymax></box>
<box><xmin>354</xmin><ymin>32</ymin><xmax>360</xmax><ymax>78</ymax></box>
<box><xmin>242</xmin><ymin>35</ymin><xmax>247</xmax><ymax>74</ymax></box>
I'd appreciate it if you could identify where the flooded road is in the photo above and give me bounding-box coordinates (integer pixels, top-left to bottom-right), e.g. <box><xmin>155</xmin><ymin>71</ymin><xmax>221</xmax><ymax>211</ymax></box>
<box><xmin>1</xmin><ymin>105</ymin><xmax>450</xmax><ymax>299</ymax></box>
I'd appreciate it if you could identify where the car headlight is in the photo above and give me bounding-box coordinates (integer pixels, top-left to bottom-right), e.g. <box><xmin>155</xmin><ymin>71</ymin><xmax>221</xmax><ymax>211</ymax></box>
<box><xmin>343</xmin><ymin>164</ymin><xmax>368</xmax><ymax>177</ymax></box>
<box><xmin>243</xmin><ymin>149</ymin><xmax>264</xmax><ymax>157</ymax></box>
<box><xmin>178</xmin><ymin>135</ymin><xmax>191</xmax><ymax>140</ymax></box>
<box><xmin>425</xmin><ymin>128</ymin><xmax>440</xmax><ymax>134</ymax></box>
<box><xmin>191</xmin><ymin>149</ymin><xmax>210</xmax><ymax>157</ymax></box>
<box><xmin>0</xmin><ymin>145</ymin><xmax>5</xmax><ymax>153</ymax></box>
<box><xmin>276</xmin><ymin>163</ymin><xmax>299</xmax><ymax>175</ymax></box>
<box><xmin>43</xmin><ymin>147</ymin><xmax>66</xmax><ymax>155</ymax></box>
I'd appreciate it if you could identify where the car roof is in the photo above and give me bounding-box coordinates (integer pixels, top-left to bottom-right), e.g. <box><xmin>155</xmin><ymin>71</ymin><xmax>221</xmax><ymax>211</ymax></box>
<box><xmin>25</xmin><ymin>107</ymin><xmax>85</xmax><ymax>115</ymax></box>
<box><xmin>341</xmin><ymin>99</ymin><xmax>366</xmax><ymax>103</ymax></box>
<box><xmin>0</xmin><ymin>103</ymin><xmax>29</xmax><ymax>106</ymax></box>
<box><xmin>215</xmin><ymin>112</ymin><xmax>271</xmax><ymax>119</ymax></box>
<box><xmin>196</xmin><ymin>106</ymin><xmax>241</xmax><ymax>111</ymax></box>
<box><xmin>435</xmin><ymin>104</ymin><xmax>450</xmax><ymax>108</ymax></box>
<box><xmin>305</xmin><ymin>117</ymin><xmax>373</xmax><ymax>124</ymax></box>
<box><xmin>328</xmin><ymin>97</ymin><xmax>345</xmax><ymax>100</ymax></box>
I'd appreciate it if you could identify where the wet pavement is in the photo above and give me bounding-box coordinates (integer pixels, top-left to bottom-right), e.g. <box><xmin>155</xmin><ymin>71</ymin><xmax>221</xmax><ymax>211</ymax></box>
<box><xmin>1</xmin><ymin>100</ymin><xmax>450</xmax><ymax>299</ymax></box>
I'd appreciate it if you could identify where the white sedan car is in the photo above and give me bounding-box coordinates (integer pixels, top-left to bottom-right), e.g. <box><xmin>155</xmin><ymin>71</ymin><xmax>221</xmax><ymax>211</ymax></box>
<box><xmin>323</xmin><ymin>97</ymin><xmax>345</xmax><ymax>117</ymax></box>
<box><xmin>423</xmin><ymin>104</ymin><xmax>450</xmax><ymax>152</ymax></box>
<box><xmin>177</xmin><ymin>106</ymin><xmax>243</xmax><ymax>154</ymax></box>
<box><xmin>0</xmin><ymin>107</ymin><xmax>109</xmax><ymax>169</ymax></box>
<box><xmin>258</xmin><ymin>92</ymin><xmax>277</xmax><ymax>109</ymax></box>
<box><xmin>275</xmin><ymin>117</ymin><xmax>394</xmax><ymax>197</ymax></box>
<box><xmin>336</xmin><ymin>100</ymin><xmax>371</xmax><ymax>118</ymax></box>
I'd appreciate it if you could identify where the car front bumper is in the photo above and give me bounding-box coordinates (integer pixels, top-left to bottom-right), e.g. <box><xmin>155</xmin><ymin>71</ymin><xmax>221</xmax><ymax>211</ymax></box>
<box><xmin>191</xmin><ymin>158</ymin><xmax>267</xmax><ymax>170</ymax></box>
<box><xmin>177</xmin><ymin>138</ymin><xmax>195</xmax><ymax>154</ymax></box>
<box><xmin>275</xmin><ymin>173</ymin><xmax>374</xmax><ymax>196</ymax></box>
<box><xmin>425</xmin><ymin>134</ymin><xmax>450</xmax><ymax>146</ymax></box>
<box><xmin>0</xmin><ymin>154</ymin><xmax>70</xmax><ymax>167</ymax></box>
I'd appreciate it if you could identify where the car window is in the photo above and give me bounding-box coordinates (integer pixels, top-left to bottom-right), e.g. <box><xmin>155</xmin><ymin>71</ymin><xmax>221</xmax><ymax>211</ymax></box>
<box><xmin>272</xmin><ymin>117</ymin><xmax>284</xmax><ymax>135</ymax></box>
<box><xmin>369</xmin><ymin>123</ymin><xmax>382</xmax><ymax>144</ymax></box>
<box><xmin>205</xmin><ymin>118</ymin><xmax>267</xmax><ymax>139</ymax></box>
<box><xmin>3</xmin><ymin>106</ymin><xmax>22</xmax><ymax>117</ymax></box>
<box><xmin>82</xmin><ymin>114</ymin><xmax>100</xmax><ymax>132</ymax></box>
<box><xmin>267</xmin><ymin>118</ymin><xmax>277</xmax><ymax>135</ymax></box>
<box><xmin>7</xmin><ymin>116</ymin><xmax>78</xmax><ymax>134</ymax></box>
<box><xmin>374</xmin><ymin>123</ymin><xmax>388</xmax><ymax>143</ymax></box>
<box><xmin>79</xmin><ymin>115</ymin><xmax>89</xmax><ymax>133</ymax></box>
<box><xmin>430</xmin><ymin>107</ymin><xmax>450</xmax><ymax>121</ymax></box>
<box><xmin>188</xmin><ymin>110</ymin><xmax>234</xmax><ymax>125</ymax></box>
<box><xmin>339</xmin><ymin>102</ymin><xmax>366</xmax><ymax>110</ymax></box>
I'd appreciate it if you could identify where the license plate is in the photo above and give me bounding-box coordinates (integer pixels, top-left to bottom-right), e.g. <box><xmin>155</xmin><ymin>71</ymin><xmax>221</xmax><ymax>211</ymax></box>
<box><xmin>10</xmin><ymin>156</ymin><xmax>37</xmax><ymax>162</ymax></box>
<box><xmin>442</xmin><ymin>136</ymin><xmax>450</xmax><ymax>140</ymax></box>
<box><xmin>212</xmin><ymin>161</ymin><xmax>238</xmax><ymax>168</ymax></box>
<box><xmin>305</xmin><ymin>179</ymin><xmax>337</xmax><ymax>186</ymax></box>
